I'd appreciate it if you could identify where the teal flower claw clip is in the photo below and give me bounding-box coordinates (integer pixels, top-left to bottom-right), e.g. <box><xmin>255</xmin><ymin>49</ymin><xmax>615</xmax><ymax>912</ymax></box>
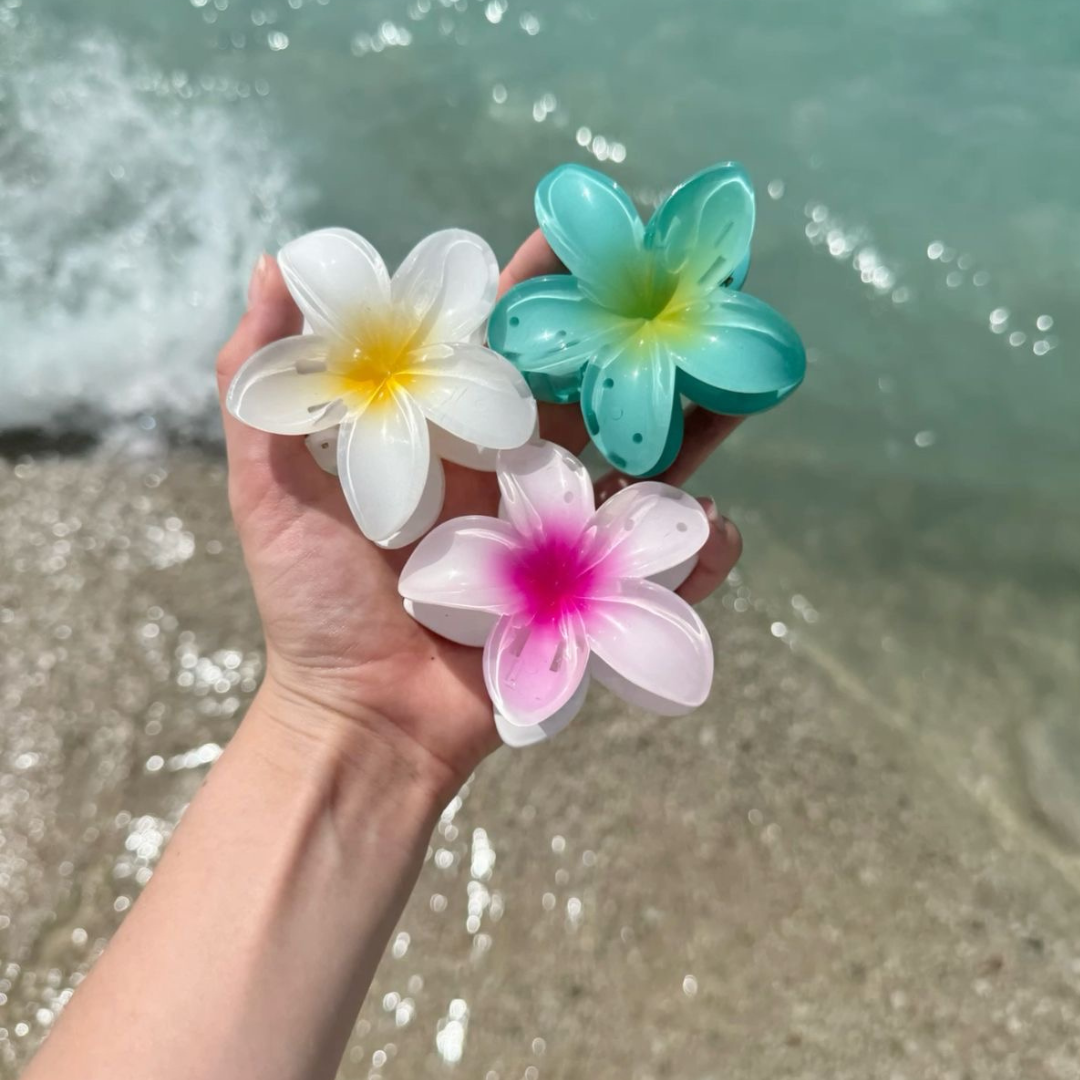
<box><xmin>488</xmin><ymin>162</ymin><xmax>806</xmax><ymax>476</ymax></box>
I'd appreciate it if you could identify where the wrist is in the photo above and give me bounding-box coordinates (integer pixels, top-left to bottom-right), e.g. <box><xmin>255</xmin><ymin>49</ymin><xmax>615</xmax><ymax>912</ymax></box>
<box><xmin>241</xmin><ymin>671</ymin><xmax>458</xmax><ymax>826</ymax></box>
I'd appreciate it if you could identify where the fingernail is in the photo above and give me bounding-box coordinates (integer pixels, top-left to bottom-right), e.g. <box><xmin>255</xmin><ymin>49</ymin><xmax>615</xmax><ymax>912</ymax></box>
<box><xmin>247</xmin><ymin>253</ymin><xmax>270</xmax><ymax>308</ymax></box>
<box><xmin>702</xmin><ymin>497</ymin><xmax>721</xmax><ymax>524</ymax></box>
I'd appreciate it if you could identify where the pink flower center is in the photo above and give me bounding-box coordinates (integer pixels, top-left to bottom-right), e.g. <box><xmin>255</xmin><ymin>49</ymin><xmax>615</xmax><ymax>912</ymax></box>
<box><xmin>503</xmin><ymin>533</ymin><xmax>601</xmax><ymax>624</ymax></box>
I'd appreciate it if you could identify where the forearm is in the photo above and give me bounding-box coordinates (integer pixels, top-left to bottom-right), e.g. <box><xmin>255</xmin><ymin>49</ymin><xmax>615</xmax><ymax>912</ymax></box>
<box><xmin>25</xmin><ymin>682</ymin><xmax>450</xmax><ymax>1080</ymax></box>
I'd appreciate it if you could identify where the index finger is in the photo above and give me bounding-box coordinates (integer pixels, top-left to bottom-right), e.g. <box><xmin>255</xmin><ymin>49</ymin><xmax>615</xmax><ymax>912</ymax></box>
<box><xmin>496</xmin><ymin>229</ymin><xmax>564</xmax><ymax>299</ymax></box>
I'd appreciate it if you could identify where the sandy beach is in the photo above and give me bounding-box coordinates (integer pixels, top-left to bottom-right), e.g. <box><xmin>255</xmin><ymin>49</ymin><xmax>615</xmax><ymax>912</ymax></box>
<box><xmin>2</xmin><ymin>444</ymin><xmax>1079</xmax><ymax>1079</ymax></box>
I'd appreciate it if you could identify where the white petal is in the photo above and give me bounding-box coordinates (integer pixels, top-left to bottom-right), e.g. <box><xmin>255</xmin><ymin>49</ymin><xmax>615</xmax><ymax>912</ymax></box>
<box><xmin>588</xmin><ymin>482</ymin><xmax>709</xmax><ymax>579</ymax></box>
<box><xmin>399</xmin><ymin>516</ymin><xmax>521</xmax><ymax>611</ymax></box>
<box><xmin>305</xmin><ymin>425</ymin><xmax>339</xmax><ymax>474</ymax></box>
<box><xmin>408</xmin><ymin>343</ymin><xmax>536</xmax><ymax>450</ymax></box>
<box><xmin>402</xmin><ymin>599</ymin><xmax>498</xmax><ymax>648</ymax></box>
<box><xmin>429</xmin><ymin>425</ymin><xmax>499</xmax><ymax>471</ymax></box>
<box><xmin>585</xmin><ymin>579</ymin><xmax>713</xmax><ymax>710</ymax></box>
<box><xmin>278</xmin><ymin>228</ymin><xmax>390</xmax><ymax>340</ymax></box>
<box><xmin>371</xmin><ymin>450</ymin><xmax>445</xmax><ymax>550</ymax></box>
<box><xmin>483</xmin><ymin>609</ymin><xmax>590</xmax><ymax>727</ymax></box>
<box><xmin>391</xmin><ymin>229</ymin><xmax>499</xmax><ymax>344</ymax></box>
<box><xmin>496</xmin><ymin>440</ymin><xmax>595</xmax><ymax>541</ymax></box>
<box><xmin>226</xmin><ymin>336</ymin><xmax>346</xmax><ymax>434</ymax></box>
<box><xmin>337</xmin><ymin>389</ymin><xmax>433</xmax><ymax>542</ymax></box>
<box><xmin>494</xmin><ymin>674</ymin><xmax>589</xmax><ymax>747</ymax></box>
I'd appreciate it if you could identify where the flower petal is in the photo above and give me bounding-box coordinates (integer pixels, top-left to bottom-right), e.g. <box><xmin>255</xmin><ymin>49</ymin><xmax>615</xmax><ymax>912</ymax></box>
<box><xmin>644</xmin><ymin>163</ymin><xmax>755</xmax><ymax>301</ymax></box>
<box><xmin>483</xmin><ymin>609</ymin><xmax>589</xmax><ymax>727</ymax></box>
<box><xmin>429</xmin><ymin>425</ymin><xmax>500</xmax><ymax>471</ymax></box>
<box><xmin>429</xmin><ymin>414</ymin><xmax>540</xmax><ymax>473</ymax></box>
<box><xmin>406</xmin><ymin>343</ymin><xmax>537</xmax><ymax>450</ymax></box>
<box><xmin>588</xmin><ymin>482</ymin><xmax>709</xmax><ymax>579</ymax></box>
<box><xmin>226</xmin><ymin>336</ymin><xmax>346</xmax><ymax>434</ymax></box>
<box><xmin>391</xmin><ymin>229</ymin><xmax>499</xmax><ymax>344</ymax></box>
<box><xmin>278</xmin><ymin>228</ymin><xmax>391</xmax><ymax>340</ymax></box>
<box><xmin>399</xmin><ymin>516</ymin><xmax>521</xmax><ymax>612</ymax></box>
<box><xmin>493</xmin><ymin>673</ymin><xmax>589</xmax><ymax>747</ymax></box>
<box><xmin>402</xmin><ymin>600</ymin><xmax>498</xmax><ymax>648</ymax></box>
<box><xmin>496</xmin><ymin>440</ymin><xmax>595</xmax><ymax>541</ymax></box>
<box><xmin>648</xmin><ymin>554</ymin><xmax>698</xmax><ymax>593</ymax></box>
<box><xmin>670</xmin><ymin>290</ymin><xmax>806</xmax><ymax>414</ymax></box>
<box><xmin>305</xmin><ymin>425</ymin><xmax>340</xmax><ymax>474</ymax></box>
<box><xmin>729</xmin><ymin>248</ymin><xmax>751</xmax><ymax>291</ymax></box>
<box><xmin>337</xmin><ymin>388</ymin><xmax>433</xmax><ymax>541</ymax></box>
<box><xmin>487</xmin><ymin>274</ymin><xmax>636</xmax><ymax>404</ymax></box>
<box><xmin>581</xmin><ymin>332</ymin><xmax>682</xmax><ymax>477</ymax></box>
<box><xmin>585</xmin><ymin>579</ymin><xmax>713</xmax><ymax>711</ymax></box>
<box><xmin>371</xmin><ymin>449</ymin><xmax>445</xmax><ymax>550</ymax></box>
<box><xmin>535</xmin><ymin>164</ymin><xmax>645</xmax><ymax>308</ymax></box>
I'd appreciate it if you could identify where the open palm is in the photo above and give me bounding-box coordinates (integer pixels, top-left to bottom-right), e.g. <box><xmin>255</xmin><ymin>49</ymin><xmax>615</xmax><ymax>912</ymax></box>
<box><xmin>217</xmin><ymin>231</ymin><xmax>743</xmax><ymax>785</ymax></box>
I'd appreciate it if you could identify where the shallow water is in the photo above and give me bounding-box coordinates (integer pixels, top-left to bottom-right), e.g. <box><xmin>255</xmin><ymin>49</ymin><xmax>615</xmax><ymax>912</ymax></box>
<box><xmin>1</xmin><ymin>0</ymin><xmax>1078</xmax><ymax>1075</ymax></box>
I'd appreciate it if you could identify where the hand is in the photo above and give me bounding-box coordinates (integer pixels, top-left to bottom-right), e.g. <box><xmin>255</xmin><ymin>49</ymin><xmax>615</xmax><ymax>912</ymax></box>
<box><xmin>216</xmin><ymin>230</ymin><xmax>744</xmax><ymax>796</ymax></box>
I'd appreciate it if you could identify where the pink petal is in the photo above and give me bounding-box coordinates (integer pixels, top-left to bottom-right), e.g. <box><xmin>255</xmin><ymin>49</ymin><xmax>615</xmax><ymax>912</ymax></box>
<box><xmin>496</xmin><ymin>441</ymin><xmax>595</xmax><ymax>542</ymax></box>
<box><xmin>585</xmin><ymin>579</ymin><xmax>713</xmax><ymax>711</ymax></box>
<box><xmin>399</xmin><ymin>517</ymin><xmax>521</xmax><ymax>612</ymax></box>
<box><xmin>401</xmin><ymin>600</ymin><xmax>497</xmax><ymax>648</ymax></box>
<box><xmin>493</xmin><ymin>674</ymin><xmax>589</xmax><ymax>747</ymax></box>
<box><xmin>588</xmin><ymin>482</ymin><xmax>709</xmax><ymax>579</ymax></box>
<box><xmin>483</xmin><ymin>609</ymin><xmax>589</xmax><ymax>727</ymax></box>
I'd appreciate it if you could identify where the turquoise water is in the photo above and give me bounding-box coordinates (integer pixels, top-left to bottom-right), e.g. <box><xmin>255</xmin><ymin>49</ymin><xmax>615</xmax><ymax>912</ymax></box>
<box><xmin>4</xmin><ymin>0</ymin><xmax>1076</xmax><ymax>695</ymax></box>
<box><xmin>3</xmin><ymin>0</ymin><xmax>1077</xmax><ymax>487</ymax></box>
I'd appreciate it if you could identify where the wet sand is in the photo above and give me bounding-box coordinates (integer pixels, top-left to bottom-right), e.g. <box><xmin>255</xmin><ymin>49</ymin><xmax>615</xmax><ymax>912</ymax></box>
<box><xmin>2</xmin><ymin>445</ymin><xmax>1079</xmax><ymax>1079</ymax></box>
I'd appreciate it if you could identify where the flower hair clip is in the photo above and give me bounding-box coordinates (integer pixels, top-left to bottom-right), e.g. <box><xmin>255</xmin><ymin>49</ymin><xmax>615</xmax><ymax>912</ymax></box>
<box><xmin>399</xmin><ymin>440</ymin><xmax>714</xmax><ymax>746</ymax></box>
<box><xmin>488</xmin><ymin>162</ymin><xmax>806</xmax><ymax>477</ymax></box>
<box><xmin>227</xmin><ymin>228</ymin><xmax>537</xmax><ymax>547</ymax></box>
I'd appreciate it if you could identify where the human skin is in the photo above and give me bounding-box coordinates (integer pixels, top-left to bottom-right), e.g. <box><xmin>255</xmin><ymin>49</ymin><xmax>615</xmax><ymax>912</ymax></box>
<box><xmin>23</xmin><ymin>231</ymin><xmax>744</xmax><ymax>1080</ymax></box>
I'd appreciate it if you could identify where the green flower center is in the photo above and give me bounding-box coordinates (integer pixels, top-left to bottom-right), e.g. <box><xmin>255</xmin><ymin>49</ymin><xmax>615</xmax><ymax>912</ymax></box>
<box><xmin>603</xmin><ymin>251</ymin><xmax>681</xmax><ymax>322</ymax></box>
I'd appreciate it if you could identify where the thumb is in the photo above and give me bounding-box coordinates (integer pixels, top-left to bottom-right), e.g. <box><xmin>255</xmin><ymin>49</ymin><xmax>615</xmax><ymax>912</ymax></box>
<box><xmin>216</xmin><ymin>254</ymin><xmax>305</xmax><ymax>474</ymax></box>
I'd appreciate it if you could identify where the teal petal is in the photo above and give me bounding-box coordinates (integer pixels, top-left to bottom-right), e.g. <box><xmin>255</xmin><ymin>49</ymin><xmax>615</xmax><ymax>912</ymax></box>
<box><xmin>729</xmin><ymin>249</ymin><xmax>751</xmax><ymax>290</ymax></box>
<box><xmin>581</xmin><ymin>333</ymin><xmax>682</xmax><ymax>477</ymax></box>
<box><xmin>644</xmin><ymin>162</ymin><xmax>755</xmax><ymax>299</ymax></box>
<box><xmin>488</xmin><ymin>275</ymin><xmax>635</xmax><ymax>404</ymax></box>
<box><xmin>535</xmin><ymin>164</ymin><xmax>645</xmax><ymax>310</ymax></box>
<box><xmin>668</xmin><ymin>290</ymin><xmax>806</xmax><ymax>415</ymax></box>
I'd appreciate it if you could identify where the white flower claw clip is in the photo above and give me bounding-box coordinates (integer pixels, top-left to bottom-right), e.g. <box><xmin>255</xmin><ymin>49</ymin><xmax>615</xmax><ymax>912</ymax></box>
<box><xmin>226</xmin><ymin>228</ymin><xmax>538</xmax><ymax>547</ymax></box>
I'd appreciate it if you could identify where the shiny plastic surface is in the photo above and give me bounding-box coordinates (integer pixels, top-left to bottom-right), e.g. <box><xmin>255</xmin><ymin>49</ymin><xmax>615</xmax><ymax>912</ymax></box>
<box><xmin>488</xmin><ymin>162</ymin><xmax>806</xmax><ymax>476</ymax></box>
<box><xmin>226</xmin><ymin>228</ymin><xmax>537</xmax><ymax>547</ymax></box>
<box><xmin>399</xmin><ymin>440</ymin><xmax>715</xmax><ymax>745</ymax></box>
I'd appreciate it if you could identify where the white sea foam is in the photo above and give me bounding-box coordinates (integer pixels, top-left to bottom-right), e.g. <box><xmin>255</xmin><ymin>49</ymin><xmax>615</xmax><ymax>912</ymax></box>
<box><xmin>0</xmin><ymin>25</ymin><xmax>298</xmax><ymax>437</ymax></box>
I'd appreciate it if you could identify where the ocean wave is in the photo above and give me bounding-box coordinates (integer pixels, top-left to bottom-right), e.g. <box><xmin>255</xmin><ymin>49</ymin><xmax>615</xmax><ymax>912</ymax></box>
<box><xmin>0</xmin><ymin>22</ymin><xmax>299</xmax><ymax>439</ymax></box>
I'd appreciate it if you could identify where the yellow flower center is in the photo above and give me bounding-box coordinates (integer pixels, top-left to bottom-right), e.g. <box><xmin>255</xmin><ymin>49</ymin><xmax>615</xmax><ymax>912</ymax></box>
<box><xmin>325</xmin><ymin>307</ymin><xmax>427</xmax><ymax>412</ymax></box>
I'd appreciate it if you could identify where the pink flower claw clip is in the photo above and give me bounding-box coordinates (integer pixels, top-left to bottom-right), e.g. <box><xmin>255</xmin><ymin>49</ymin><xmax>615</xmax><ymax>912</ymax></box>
<box><xmin>226</xmin><ymin>228</ymin><xmax>537</xmax><ymax>548</ymax></box>
<box><xmin>399</xmin><ymin>440</ymin><xmax>715</xmax><ymax>746</ymax></box>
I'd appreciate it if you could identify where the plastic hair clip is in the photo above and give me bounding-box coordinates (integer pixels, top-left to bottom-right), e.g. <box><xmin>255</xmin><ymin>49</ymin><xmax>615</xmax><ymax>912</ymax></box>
<box><xmin>489</xmin><ymin>163</ymin><xmax>805</xmax><ymax>476</ymax></box>
<box><xmin>227</xmin><ymin>228</ymin><xmax>537</xmax><ymax>547</ymax></box>
<box><xmin>399</xmin><ymin>440</ymin><xmax>715</xmax><ymax>746</ymax></box>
